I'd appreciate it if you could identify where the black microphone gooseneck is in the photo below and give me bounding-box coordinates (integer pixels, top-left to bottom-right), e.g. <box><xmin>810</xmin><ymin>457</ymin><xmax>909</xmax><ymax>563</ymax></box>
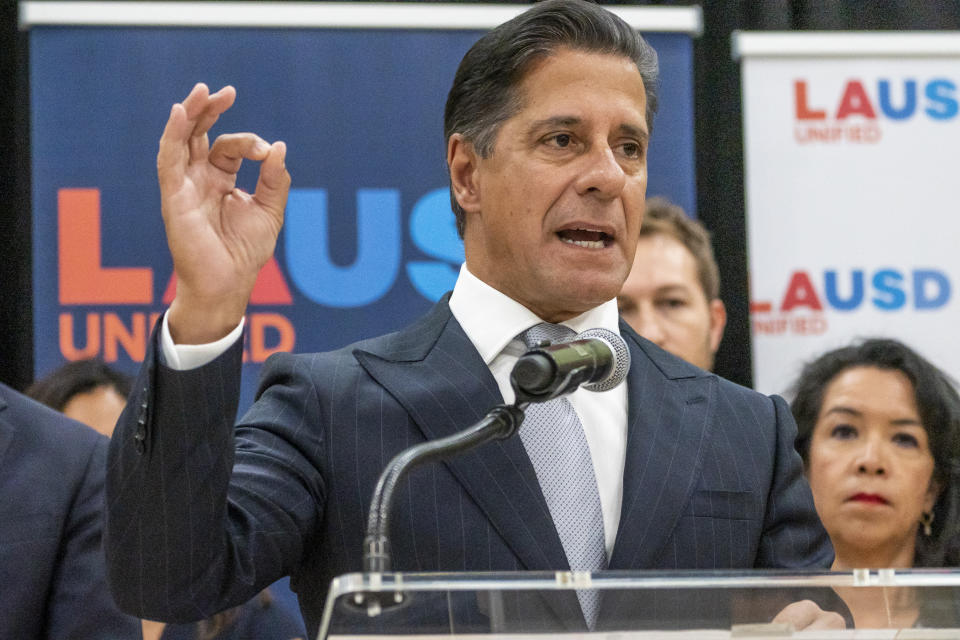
<box><xmin>351</xmin><ymin>404</ymin><xmax>523</xmax><ymax>615</ymax></box>
<box><xmin>362</xmin><ymin>404</ymin><xmax>524</xmax><ymax>573</ymax></box>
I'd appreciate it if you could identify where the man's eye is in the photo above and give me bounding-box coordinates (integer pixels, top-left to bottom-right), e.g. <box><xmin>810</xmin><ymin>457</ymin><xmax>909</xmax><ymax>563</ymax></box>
<box><xmin>548</xmin><ymin>133</ymin><xmax>572</xmax><ymax>148</ymax></box>
<box><xmin>830</xmin><ymin>424</ymin><xmax>857</xmax><ymax>439</ymax></box>
<box><xmin>657</xmin><ymin>298</ymin><xmax>686</xmax><ymax>309</ymax></box>
<box><xmin>621</xmin><ymin>142</ymin><xmax>643</xmax><ymax>158</ymax></box>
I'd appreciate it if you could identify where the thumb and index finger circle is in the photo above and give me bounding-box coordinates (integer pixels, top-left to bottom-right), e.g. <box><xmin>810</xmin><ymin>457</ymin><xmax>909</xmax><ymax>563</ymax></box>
<box><xmin>208</xmin><ymin>133</ymin><xmax>273</xmax><ymax>175</ymax></box>
<box><xmin>254</xmin><ymin>141</ymin><xmax>292</xmax><ymax>217</ymax></box>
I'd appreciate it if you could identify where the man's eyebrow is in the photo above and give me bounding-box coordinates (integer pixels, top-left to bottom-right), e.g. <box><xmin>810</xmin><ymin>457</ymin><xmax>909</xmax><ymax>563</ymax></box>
<box><xmin>655</xmin><ymin>284</ymin><xmax>693</xmax><ymax>296</ymax></box>
<box><xmin>524</xmin><ymin>117</ymin><xmax>649</xmax><ymax>142</ymax></box>
<box><xmin>527</xmin><ymin>116</ymin><xmax>582</xmax><ymax>134</ymax></box>
<box><xmin>618</xmin><ymin>123</ymin><xmax>649</xmax><ymax>144</ymax></box>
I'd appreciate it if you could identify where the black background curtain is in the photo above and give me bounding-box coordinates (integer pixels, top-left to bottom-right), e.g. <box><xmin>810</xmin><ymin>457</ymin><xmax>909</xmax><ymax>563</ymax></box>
<box><xmin>3</xmin><ymin>0</ymin><xmax>959</xmax><ymax>391</ymax></box>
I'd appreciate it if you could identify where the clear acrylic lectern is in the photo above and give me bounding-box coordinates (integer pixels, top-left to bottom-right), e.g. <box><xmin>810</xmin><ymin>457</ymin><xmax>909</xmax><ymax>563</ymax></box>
<box><xmin>319</xmin><ymin>569</ymin><xmax>960</xmax><ymax>639</ymax></box>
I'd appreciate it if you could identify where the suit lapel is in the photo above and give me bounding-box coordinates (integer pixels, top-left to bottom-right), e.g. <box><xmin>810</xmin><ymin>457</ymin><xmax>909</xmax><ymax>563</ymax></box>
<box><xmin>608</xmin><ymin>324</ymin><xmax>717</xmax><ymax>571</ymax></box>
<box><xmin>353</xmin><ymin>299</ymin><xmax>571</xmax><ymax>576</ymax></box>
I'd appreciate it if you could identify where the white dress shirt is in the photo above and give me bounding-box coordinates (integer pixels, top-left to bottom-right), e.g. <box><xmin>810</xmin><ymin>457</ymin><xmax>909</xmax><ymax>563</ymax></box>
<box><xmin>161</xmin><ymin>263</ymin><xmax>628</xmax><ymax>556</ymax></box>
<box><xmin>448</xmin><ymin>264</ymin><xmax>626</xmax><ymax>557</ymax></box>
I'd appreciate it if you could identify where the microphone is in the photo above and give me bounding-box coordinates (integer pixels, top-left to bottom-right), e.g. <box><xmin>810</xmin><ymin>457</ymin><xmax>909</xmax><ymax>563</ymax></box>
<box><xmin>510</xmin><ymin>328</ymin><xmax>630</xmax><ymax>403</ymax></box>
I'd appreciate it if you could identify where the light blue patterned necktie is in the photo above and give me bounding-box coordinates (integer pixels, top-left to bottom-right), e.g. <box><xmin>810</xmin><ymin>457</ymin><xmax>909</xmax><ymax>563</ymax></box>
<box><xmin>518</xmin><ymin>322</ymin><xmax>607</xmax><ymax>628</ymax></box>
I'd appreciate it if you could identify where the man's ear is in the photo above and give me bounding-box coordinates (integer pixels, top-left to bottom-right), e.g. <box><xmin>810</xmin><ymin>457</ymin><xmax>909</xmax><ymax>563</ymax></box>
<box><xmin>708</xmin><ymin>298</ymin><xmax>727</xmax><ymax>356</ymax></box>
<box><xmin>447</xmin><ymin>133</ymin><xmax>481</xmax><ymax>214</ymax></box>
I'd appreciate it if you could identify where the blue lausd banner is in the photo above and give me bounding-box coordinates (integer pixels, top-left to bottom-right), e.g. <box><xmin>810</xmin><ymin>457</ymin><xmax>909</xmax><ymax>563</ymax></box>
<box><xmin>27</xmin><ymin>3</ymin><xmax>701</xmax><ymax>409</ymax></box>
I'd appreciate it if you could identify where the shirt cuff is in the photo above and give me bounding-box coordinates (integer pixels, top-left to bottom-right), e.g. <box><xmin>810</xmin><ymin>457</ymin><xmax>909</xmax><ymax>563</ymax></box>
<box><xmin>160</xmin><ymin>312</ymin><xmax>245</xmax><ymax>371</ymax></box>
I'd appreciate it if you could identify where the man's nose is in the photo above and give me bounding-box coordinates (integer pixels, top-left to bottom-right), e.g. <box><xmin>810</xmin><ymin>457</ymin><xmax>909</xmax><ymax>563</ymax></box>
<box><xmin>574</xmin><ymin>144</ymin><xmax>626</xmax><ymax>198</ymax></box>
<box><xmin>854</xmin><ymin>437</ymin><xmax>886</xmax><ymax>476</ymax></box>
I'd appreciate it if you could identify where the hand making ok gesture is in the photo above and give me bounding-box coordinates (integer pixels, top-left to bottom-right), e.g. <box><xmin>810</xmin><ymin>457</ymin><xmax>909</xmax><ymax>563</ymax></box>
<box><xmin>158</xmin><ymin>83</ymin><xmax>291</xmax><ymax>344</ymax></box>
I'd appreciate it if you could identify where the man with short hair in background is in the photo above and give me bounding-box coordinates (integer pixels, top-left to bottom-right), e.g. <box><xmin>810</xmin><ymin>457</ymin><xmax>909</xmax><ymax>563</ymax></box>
<box><xmin>618</xmin><ymin>196</ymin><xmax>726</xmax><ymax>371</ymax></box>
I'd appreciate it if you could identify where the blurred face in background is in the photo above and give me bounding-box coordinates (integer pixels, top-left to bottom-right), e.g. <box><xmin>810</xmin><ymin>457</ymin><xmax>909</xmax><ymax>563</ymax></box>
<box><xmin>62</xmin><ymin>385</ymin><xmax>127</xmax><ymax>437</ymax></box>
<box><xmin>617</xmin><ymin>232</ymin><xmax>725</xmax><ymax>370</ymax></box>
<box><xmin>806</xmin><ymin>366</ymin><xmax>938</xmax><ymax>568</ymax></box>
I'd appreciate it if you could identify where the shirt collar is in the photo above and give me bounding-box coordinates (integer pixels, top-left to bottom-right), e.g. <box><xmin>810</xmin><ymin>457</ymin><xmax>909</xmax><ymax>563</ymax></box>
<box><xmin>448</xmin><ymin>263</ymin><xmax>622</xmax><ymax>365</ymax></box>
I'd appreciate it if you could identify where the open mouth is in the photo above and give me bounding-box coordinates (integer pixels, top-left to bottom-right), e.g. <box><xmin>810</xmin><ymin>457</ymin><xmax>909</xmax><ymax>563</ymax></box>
<box><xmin>556</xmin><ymin>228</ymin><xmax>613</xmax><ymax>249</ymax></box>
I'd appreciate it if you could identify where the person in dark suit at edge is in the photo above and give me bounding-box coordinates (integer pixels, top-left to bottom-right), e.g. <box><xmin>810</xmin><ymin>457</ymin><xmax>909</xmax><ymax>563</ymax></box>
<box><xmin>0</xmin><ymin>382</ymin><xmax>140</xmax><ymax>638</ymax></box>
<box><xmin>105</xmin><ymin>1</ymin><xmax>841</xmax><ymax>636</ymax></box>
<box><xmin>27</xmin><ymin>359</ymin><xmax>307</xmax><ymax>640</ymax></box>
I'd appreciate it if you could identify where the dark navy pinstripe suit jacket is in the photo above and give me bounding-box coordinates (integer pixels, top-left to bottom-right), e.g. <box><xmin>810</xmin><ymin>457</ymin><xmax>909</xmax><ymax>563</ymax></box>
<box><xmin>105</xmin><ymin>298</ymin><xmax>831</xmax><ymax>637</ymax></box>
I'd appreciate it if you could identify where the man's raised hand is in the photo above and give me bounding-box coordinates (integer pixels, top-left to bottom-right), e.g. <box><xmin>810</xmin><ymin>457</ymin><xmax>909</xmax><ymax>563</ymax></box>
<box><xmin>158</xmin><ymin>82</ymin><xmax>291</xmax><ymax>344</ymax></box>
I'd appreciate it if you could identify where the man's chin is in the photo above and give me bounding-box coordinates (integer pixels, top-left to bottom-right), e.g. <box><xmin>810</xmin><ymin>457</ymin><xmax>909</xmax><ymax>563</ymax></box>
<box><xmin>534</xmin><ymin>275</ymin><xmax>622</xmax><ymax>318</ymax></box>
<box><xmin>566</xmin><ymin>272</ymin><xmax>625</xmax><ymax>303</ymax></box>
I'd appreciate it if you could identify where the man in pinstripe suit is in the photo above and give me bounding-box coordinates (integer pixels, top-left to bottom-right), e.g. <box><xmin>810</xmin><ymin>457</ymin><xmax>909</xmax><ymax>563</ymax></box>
<box><xmin>106</xmin><ymin>1</ymin><xmax>838</xmax><ymax>636</ymax></box>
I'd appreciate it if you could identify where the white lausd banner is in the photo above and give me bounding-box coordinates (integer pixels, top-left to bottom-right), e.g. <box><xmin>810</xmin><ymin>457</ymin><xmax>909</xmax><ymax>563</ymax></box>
<box><xmin>736</xmin><ymin>32</ymin><xmax>960</xmax><ymax>395</ymax></box>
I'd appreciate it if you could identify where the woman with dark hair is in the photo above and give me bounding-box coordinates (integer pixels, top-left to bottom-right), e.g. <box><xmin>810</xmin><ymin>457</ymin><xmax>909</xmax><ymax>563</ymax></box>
<box><xmin>791</xmin><ymin>338</ymin><xmax>960</xmax><ymax>626</ymax></box>
<box><xmin>27</xmin><ymin>359</ymin><xmax>132</xmax><ymax>437</ymax></box>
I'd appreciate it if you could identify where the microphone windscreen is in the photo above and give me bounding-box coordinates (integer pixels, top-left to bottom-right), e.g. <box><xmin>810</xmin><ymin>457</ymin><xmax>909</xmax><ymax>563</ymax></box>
<box><xmin>578</xmin><ymin>328</ymin><xmax>630</xmax><ymax>392</ymax></box>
